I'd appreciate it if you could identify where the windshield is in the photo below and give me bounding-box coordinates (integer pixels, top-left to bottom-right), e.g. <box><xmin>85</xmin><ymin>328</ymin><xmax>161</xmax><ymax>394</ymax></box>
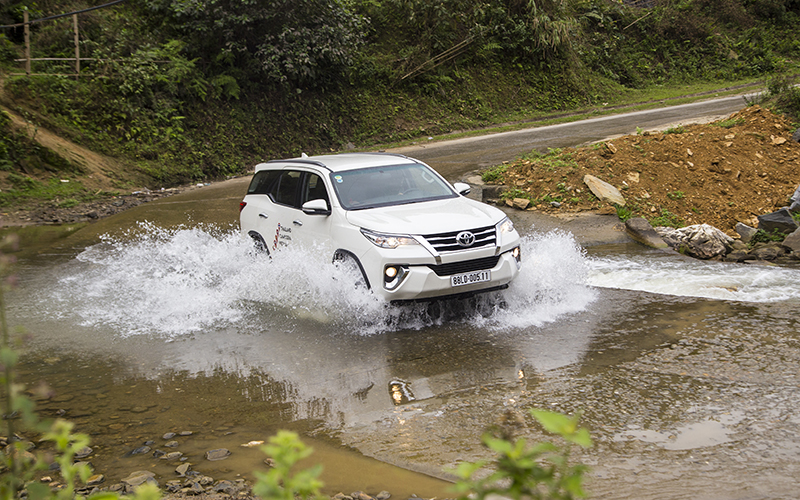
<box><xmin>330</xmin><ymin>163</ymin><xmax>457</xmax><ymax>210</ymax></box>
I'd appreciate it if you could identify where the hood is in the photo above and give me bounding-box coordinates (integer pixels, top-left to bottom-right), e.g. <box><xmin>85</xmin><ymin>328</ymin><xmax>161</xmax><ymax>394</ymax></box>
<box><xmin>346</xmin><ymin>197</ymin><xmax>505</xmax><ymax>235</ymax></box>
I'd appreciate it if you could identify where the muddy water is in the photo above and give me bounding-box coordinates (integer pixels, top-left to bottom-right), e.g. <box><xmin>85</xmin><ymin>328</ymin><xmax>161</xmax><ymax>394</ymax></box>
<box><xmin>7</xmin><ymin>216</ymin><xmax>800</xmax><ymax>499</ymax></box>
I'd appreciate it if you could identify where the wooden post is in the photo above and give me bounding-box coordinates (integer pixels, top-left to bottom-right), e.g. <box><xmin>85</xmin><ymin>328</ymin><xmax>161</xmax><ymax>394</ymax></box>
<box><xmin>23</xmin><ymin>10</ymin><xmax>30</xmax><ymax>76</ymax></box>
<box><xmin>73</xmin><ymin>14</ymin><xmax>79</xmax><ymax>79</ymax></box>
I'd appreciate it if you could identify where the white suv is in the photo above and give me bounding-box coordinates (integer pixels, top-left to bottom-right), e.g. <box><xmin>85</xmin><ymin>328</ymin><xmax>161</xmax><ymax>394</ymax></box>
<box><xmin>239</xmin><ymin>153</ymin><xmax>521</xmax><ymax>301</ymax></box>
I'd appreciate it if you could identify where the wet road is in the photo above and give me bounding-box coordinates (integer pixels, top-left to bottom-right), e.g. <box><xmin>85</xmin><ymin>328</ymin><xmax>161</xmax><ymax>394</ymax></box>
<box><xmin>7</xmin><ymin>94</ymin><xmax>800</xmax><ymax>499</ymax></box>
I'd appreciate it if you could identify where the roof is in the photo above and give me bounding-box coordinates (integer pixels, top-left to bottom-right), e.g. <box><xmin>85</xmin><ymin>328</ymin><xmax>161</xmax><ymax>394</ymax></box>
<box><xmin>254</xmin><ymin>152</ymin><xmax>420</xmax><ymax>173</ymax></box>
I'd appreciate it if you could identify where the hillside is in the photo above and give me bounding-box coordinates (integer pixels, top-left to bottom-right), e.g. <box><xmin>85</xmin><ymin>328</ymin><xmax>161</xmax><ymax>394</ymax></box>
<box><xmin>486</xmin><ymin>105</ymin><xmax>800</xmax><ymax>235</ymax></box>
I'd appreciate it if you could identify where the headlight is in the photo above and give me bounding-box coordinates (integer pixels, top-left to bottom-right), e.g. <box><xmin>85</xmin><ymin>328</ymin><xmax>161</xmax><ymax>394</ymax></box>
<box><xmin>496</xmin><ymin>217</ymin><xmax>515</xmax><ymax>234</ymax></box>
<box><xmin>361</xmin><ymin>229</ymin><xmax>420</xmax><ymax>249</ymax></box>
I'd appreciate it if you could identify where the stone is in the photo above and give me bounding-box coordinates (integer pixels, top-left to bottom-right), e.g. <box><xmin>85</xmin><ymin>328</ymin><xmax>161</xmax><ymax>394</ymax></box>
<box><xmin>793</xmin><ymin>129</ymin><xmax>800</xmax><ymax>143</ymax></box>
<box><xmin>724</xmin><ymin>250</ymin><xmax>756</xmax><ymax>263</ymax></box>
<box><xmin>121</xmin><ymin>471</ymin><xmax>157</xmax><ymax>489</ymax></box>
<box><xmin>625</xmin><ymin>218</ymin><xmax>669</xmax><ymax>249</ymax></box>
<box><xmin>782</xmin><ymin>229</ymin><xmax>800</xmax><ymax>252</ymax></box>
<box><xmin>175</xmin><ymin>463</ymin><xmax>191</xmax><ymax>477</ymax></box>
<box><xmin>129</xmin><ymin>446</ymin><xmax>151</xmax><ymax>456</ymax></box>
<box><xmin>178</xmin><ymin>431</ymin><xmax>193</xmax><ymax>436</ymax></box>
<box><xmin>583</xmin><ymin>175</ymin><xmax>626</xmax><ymax>206</ymax></box>
<box><xmin>757</xmin><ymin>207</ymin><xmax>798</xmax><ymax>234</ymax></box>
<box><xmin>182</xmin><ymin>481</ymin><xmax>205</xmax><ymax>495</ymax></box>
<box><xmin>205</xmin><ymin>448</ymin><xmax>231</xmax><ymax>461</ymax></box>
<box><xmin>550</xmin><ymin>201</ymin><xmax>561</xmax><ymax>208</ymax></box>
<box><xmin>735</xmin><ymin>222</ymin><xmax>758</xmax><ymax>244</ymax></box>
<box><xmin>86</xmin><ymin>474</ymin><xmax>104</xmax><ymax>486</ymax></box>
<box><xmin>751</xmin><ymin>244</ymin><xmax>784</xmax><ymax>261</ymax></box>
<box><xmin>164</xmin><ymin>441</ymin><xmax>179</xmax><ymax>448</ymax></box>
<box><xmin>376</xmin><ymin>492</ymin><xmax>391</xmax><ymax>500</ymax></box>
<box><xmin>160</xmin><ymin>451</ymin><xmax>183</xmax><ymax>460</ymax></box>
<box><xmin>163</xmin><ymin>432</ymin><xmax>177</xmax><ymax>440</ymax></box>
<box><xmin>512</xmin><ymin>197</ymin><xmax>530</xmax><ymax>210</ymax></box>
<box><xmin>213</xmin><ymin>480</ymin><xmax>239</xmax><ymax>495</ymax></box>
<box><xmin>656</xmin><ymin>224</ymin><xmax>734</xmax><ymax>259</ymax></box>
<box><xmin>74</xmin><ymin>447</ymin><xmax>93</xmax><ymax>459</ymax></box>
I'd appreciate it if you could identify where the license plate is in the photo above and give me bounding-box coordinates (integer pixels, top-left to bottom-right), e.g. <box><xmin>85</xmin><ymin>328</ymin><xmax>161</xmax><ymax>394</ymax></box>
<box><xmin>451</xmin><ymin>270</ymin><xmax>491</xmax><ymax>287</ymax></box>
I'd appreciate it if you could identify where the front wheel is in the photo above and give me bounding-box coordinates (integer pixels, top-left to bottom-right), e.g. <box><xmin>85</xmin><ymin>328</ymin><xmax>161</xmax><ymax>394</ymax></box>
<box><xmin>332</xmin><ymin>250</ymin><xmax>370</xmax><ymax>290</ymax></box>
<box><xmin>248</xmin><ymin>231</ymin><xmax>270</xmax><ymax>255</ymax></box>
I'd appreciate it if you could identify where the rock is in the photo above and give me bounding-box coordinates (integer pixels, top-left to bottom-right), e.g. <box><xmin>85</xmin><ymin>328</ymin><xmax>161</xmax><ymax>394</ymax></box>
<box><xmin>625</xmin><ymin>218</ymin><xmax>669</xmax><ymax>249</ymax></box>
<box><xmin>182</xmin><ymin>481</ymin><xmax>205</xmax><ymax>495</ymax></box>
<box><xmin>782</xmin><ymin>228</ymin><xmax>800</xmax><ymax>252</ymax></box>
<box><xmin>751</xmin><ymin>243</ymin><xmax>785</xmax><ymax>261</ymax></box>
<box><xmin>198</xmin><ymin>476</ymin><xmax>214</xmax><ymax>486</ymax></box>
<box><xmin>790</xmin><ymin>185</ymin><xmax>800</xmax><ymax>212</ymax></box>
<box><xmin>86</xmin><ymin>474</ymin><xmax>104</xmax><ymax>486</ymax></box>
<box><xmin>162</xmin><ymin>432</ymin><xmax>177</xmax><ymax>440</ymax></box>
<box><xmin>332</xmin><ymin>494</ymin><xmax>353</xmax><ymax>500</ymax></box>
<box><xmin>160</xmin><ymin>451</ymin><xmax>183</xmax><ymax>460</ymax></box>
<box><xmin>213</xmin><ymin>480</ymin><xmax>239</xmax><ymax>495</ymax></box>
<box><xmin>512</xmin><ymin>197</ymin><xmax>530</xmax><ymax>210</ymax></box>
<box><xmin>179</xmin><ymin>431</ymin><xmax>193</xmax><ymax>436</ymax></box>
<box><xmin>205</xmin><ymin>448</ymin><xmax>231</xmax><ymax>461</ymax></box>
<box><xmin>583</xmin><ymin>175</ymin><xmax>626</xmax><ymax>206</ymax></box>
<box><xmin>550</xmin><ymin>201</ymin><xmax>561</xmax><ymax>208</ymax></box>
<box><xmin>165</xmin><ymin>480</ymin><xmax>183</xmax><ymax>493</ymax></box>
<box><xmin>724</xmin><ymin>250</ymin><xmax>757</xmax><ymax>263</ymax></box>
<box><xmin>129</xmin><ymin>446</ymin><xmax>151</xmax><ymax>456</ymax></box>
<box><xmin>656</xmin><ymin>224</ymin><xmax>734</xmax><ymax>259</ymax></box>
<box><xmin>74</xmin><ymin>447</ymin><xmax>93</xmax><ymax>459</ymax></box>
<box><xmin>735</xmin><ymin>222</ymin><xmax>758</xmax><ymax>244</ymax></box>
<box><xmin>482</xmin><ymin>185</ymin><xmax>506</xmax><ymax>200</ymax></box>
<box><xmin>376</xmin><ymin>492</ymin><xmax>391</xmax><ymax>500</ymax></box>
<box><xmin>793</xmin><ymin>129</ymin><xmax>800</xmax><ymax>143</ymax></box>
<box><xmin>757</xmin><ymin>207</ymin><xmax>798</xmax><ymax>234</ymax></box>
<box><xmin>164</xmin><ymin>441</ymin><xmax>179</xmax><ymax>448</ymax></box>
<box><xmin>121</xmin><ymin>471</ymin><xmax>157</xmax><ymax>490</ymax></box>
<box><xmin>175</xmin><ymin>463</ymin><xmax>191</xmax><ymax>477</ymax></box>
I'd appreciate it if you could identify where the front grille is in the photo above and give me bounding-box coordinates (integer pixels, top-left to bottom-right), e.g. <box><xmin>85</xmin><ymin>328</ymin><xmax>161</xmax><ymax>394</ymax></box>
<box><xmin>421</xmin><ymin>225</ymin><xmax>496</xmax><ymax>253</ymax></box>
<box><xmin>426</xmin><ymin>255</ymin><xmax>501</xmax><ymax>277</ymax></box>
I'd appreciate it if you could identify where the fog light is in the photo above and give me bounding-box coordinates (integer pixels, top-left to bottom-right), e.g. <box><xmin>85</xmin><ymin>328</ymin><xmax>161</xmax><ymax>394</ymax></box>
<box><xmin>383</xmin><ymin>265</ymin><xmax>408</xmax><ymax>290</ymax></box>
<box><xmin>512</xmin><ymin>246</ymin><xmax>521</xmax><ymax>268</ymax></box>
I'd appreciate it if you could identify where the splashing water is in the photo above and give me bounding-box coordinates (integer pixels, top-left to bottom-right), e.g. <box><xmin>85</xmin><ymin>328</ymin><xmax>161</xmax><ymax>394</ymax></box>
<box><xmin>588</xmin><ymin>251</ymin><xmax>800</xmax><ymax>302</ymax></box>
<box><xmin>44</xmin><ymin>222</ymin><xmax>595</xmax><ymax>338</ymax></box>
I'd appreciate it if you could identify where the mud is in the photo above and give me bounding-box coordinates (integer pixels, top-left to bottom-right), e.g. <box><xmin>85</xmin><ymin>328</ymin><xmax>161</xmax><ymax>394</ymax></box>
<box><xmin>493</xmin><ymin>105</ymin><xmax>800</xmax><ymax>234</ymax></box>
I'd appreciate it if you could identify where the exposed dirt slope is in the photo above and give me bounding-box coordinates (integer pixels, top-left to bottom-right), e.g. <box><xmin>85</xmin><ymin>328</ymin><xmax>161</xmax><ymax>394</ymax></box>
<box><xmin>492</xmin><ymin>105</ymin><xmax>800</xmax><ymax>234</ymax></box>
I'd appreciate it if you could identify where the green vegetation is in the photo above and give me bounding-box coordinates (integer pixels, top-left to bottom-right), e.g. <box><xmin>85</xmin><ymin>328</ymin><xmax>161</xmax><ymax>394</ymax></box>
<box><xmin>649</xmin><ymin>209</ymin><xmax>684</xmax><ymax>228</ymax></box>
<box><xmin>750</xmin><ymin>228</ymin><xmax>788</xmax><ymax>245</ymax></box>
<box><xmin>667</xmin><ymin>190</ymin><xmax>686</xmax><ymax>200</ymax></box>
<box><xmin>481</xmin><ymin>164</ymin><xmax>508</xmax><ymax>183</ymax></box>
<box><xmin>0</xmin><ymin>0</ymin><xmax>798</xmax><ymax>188</ymax></box>
<box><xmin>452</xmin><ymin>410</ymin><xmax>592</xmax><ymax>500</ymax></box>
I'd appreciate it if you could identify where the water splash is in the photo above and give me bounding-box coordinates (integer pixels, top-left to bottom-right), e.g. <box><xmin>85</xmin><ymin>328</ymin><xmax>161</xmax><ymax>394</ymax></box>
<box><xmin>45</xmin><ymin>222</ymin><xmax>594</xmax><ymax>338</ymax></box>
<box><xmin>588</xmin><ymin>252</ymin><xmax>800</xmax><ymax>302</ymax></box>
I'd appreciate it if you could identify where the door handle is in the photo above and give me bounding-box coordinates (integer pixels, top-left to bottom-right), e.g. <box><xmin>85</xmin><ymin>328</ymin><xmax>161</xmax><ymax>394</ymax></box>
<box><xmin>293</xmin><ymin>220</ymin><xmax>303</xmax><ymax>226</ymax></box>
<box><xmin>258</xmin><ymin>213</ymin><xmax>269</xmax><ymax>219</ymax></box>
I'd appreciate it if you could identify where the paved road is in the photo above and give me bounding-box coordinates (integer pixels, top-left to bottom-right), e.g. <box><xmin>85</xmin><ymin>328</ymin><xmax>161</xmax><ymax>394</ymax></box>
<box><xmin>392</xmin><ymin>93</ymin><xmax>756</xmax><ymax>178</ymax></box>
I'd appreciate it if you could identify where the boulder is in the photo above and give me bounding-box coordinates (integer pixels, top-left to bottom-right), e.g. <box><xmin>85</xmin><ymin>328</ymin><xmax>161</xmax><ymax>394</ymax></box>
<box><xmin>583</xmin><ymin>175</ymin><xmax>626</xmax><ymax>206</ymax></box>
<box><xmin>735</xmin><ymin>222</ymin><xmax>758</xmax><ymax>244</ymax></box>
<box><xmin>793</xmin><ymin>128</ymin><xmax>800</xmax><ymax>143</ymax></box>
<box><xmin>751</xmin><ymin>243</ymin><xmax>785</xmax><ymax>261</ymax></box>
<box><xmin>782</xmin><ymin>228</ymin><xmax>800</xmax><ymax>252</ymax></box>
<box><xmin>790</xmin><ymin>184</ymin><xmax>800</xmax><ymax>212</ymax></box>
<box><xmin>625</xmin><ymin>218</ymin><xmax>669</xmax><ymax>249</ymax></box>
<box><xmin>655</xmin><ymin>224</ymin><xmax>734</xmax><ymax>259</ymax></box>
<box><xmin>512</xmin><ymin>197</ymin><xmax>530</xmax><ymax>210</ymax></box>
<box><xmin>757</xmin><ymin>207</ymin><xmax>798</xmax><ymax>234</ymax></box>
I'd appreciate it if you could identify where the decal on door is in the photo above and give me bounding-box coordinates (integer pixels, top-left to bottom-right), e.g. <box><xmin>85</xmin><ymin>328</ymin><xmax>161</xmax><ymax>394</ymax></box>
<box><xmin>273</xmin><ymin>223</ymin><xmax>292</xmax><ymax>250</ymax></box>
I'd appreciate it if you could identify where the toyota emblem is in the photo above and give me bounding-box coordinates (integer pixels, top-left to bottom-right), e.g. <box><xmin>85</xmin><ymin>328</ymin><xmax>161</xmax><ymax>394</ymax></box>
<box><xmin>456</xmin><ymin>231</ymin><xmax>475</xmax><ymax>247</ymax></box>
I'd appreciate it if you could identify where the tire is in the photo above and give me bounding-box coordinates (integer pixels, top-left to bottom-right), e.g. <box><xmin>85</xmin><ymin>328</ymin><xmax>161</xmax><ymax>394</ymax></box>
<box><xmin>332</xmin><ymin>250</ymin><xmax>370</xmax><ymax>289</ymax></box>
<box><xmin>248</xmin><ymin>231</ymin><xmax>270</xmax><ymax>255</ymax></box>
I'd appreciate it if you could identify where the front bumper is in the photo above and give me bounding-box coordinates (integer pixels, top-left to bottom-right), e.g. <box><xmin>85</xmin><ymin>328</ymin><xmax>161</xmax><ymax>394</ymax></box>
<box><xmin>371</xmin><ymin>248</ymin><xmax>521</xmax><ymax>301</ymax></box>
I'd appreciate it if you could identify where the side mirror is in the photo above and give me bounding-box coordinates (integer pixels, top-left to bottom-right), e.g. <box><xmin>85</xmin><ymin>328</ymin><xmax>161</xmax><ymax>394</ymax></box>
<box><xmin>302</xmin><ymin>199</ymin><xmax>331</xmax><ymax>216</ymax></box>
<box><xmin>453</xmin><ymin>182</ymin><xmax>471</xmax><ymax>196</ymax></box>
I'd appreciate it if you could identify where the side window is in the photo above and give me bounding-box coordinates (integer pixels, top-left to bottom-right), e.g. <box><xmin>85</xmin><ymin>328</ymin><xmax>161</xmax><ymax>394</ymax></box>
<box><xmin>303</xmin><ymin>173</ymin><xmax>330</xmax><ymax>209</ymax></box>
<box><xmin>274</xmin><ymin>171</ymin><xmax>302</xmax><ymax>206</ymax></box>
<box><xmin>247</xmin><ymin>170</ymin><xmax>281</xmax><ymax>195</ymax></box>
